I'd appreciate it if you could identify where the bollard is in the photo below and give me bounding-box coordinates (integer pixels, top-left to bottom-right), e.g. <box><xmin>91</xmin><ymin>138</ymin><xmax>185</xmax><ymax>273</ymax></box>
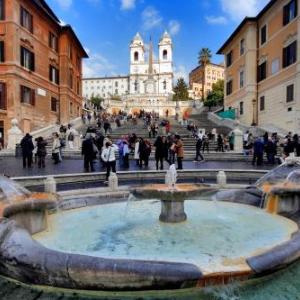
<box><xmin>44</xmin><ymin>176</ymin><xmax>57</xmax><ymax>193</ymax></box>
<box><xmin>217</xmin><ymin>171</ymin><xmax>227</xmax><ymax>188</ymax></box>
<box><xmin>109</xmin><ymin>173</ymin><xmax>118</xmax><ymax>191</ymax></box>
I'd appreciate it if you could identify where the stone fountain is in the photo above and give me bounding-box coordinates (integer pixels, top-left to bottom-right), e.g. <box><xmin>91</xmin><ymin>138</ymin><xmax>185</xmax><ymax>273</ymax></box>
<box><xmin>132</xmin><ymin>165</ymin><xmax>214</xmax><ymax>223</ymax></box>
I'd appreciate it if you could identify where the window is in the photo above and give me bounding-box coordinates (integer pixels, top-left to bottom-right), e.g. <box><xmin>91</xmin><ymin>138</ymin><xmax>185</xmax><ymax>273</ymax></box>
<box><xmin>115</xmin><ymin>81</ymin><xmax>118</xmax><ymax>87</ymax></box>
<box><xmin>258</xmin><ymin>61</ymin><xmax>267</xmax><ymax>82</ymax></box>
<box><xmin>239</xmin><ymin>70</ymin><xmax>244</xmax><ymax>88</ymax></box>
<box><xmin>134</xmin><ymin>80</ymin><xmax>138</xmax><ymax>92</ymax></box>
<box><xmin>69</xmin><ymin>69</ymin><xmax>73</xmax><ymax>89</ymax></box>
<box><xmin>115</xmin><ymin>89</ymin><xmax>118</xmax><ymax>95</ymax></box>
<box><xmin>283</xmin><ymin>41</ymin><xmax>297</xmax><ymax>68</ymax></box>
<box><xmin>20</xmin><ymin>6</ymin><xmax>33</xmax><ymax>33</ymax></box>
<box><xmin>163</xmin><ymin>49</ymin><xmax>168</xmax><ymax>60</ymax></box>
<box><xmin>271</xmin><ymin>58</ymin><xmax>280</xmax><ymax>74</ymax></box>
<box><xmin>287</xmin><ymin>84</ymin><xmax>294</xmax><ymax>102</ymax></box>
<box><xmin>77</xmin><ymin>77</ymin><xmax>80</xmax><ymax>95</ymax></box>
<box><xmin>134</xmin><ymin>51</ymin><xmax>139</xmax><ymax>62</ymax></box>
<box><xmin>226</xmin><ymin>51</ymin><xmax>232</xmax><ymax>67</ymax></box>
<box><xmin>51</xmin><ymin>97</ymin><xmax>58</xmax><ymax>112</ymax></box>
<box><xmin>20</xmin><ymin>85</ymin><xmax>35</xmax><ymax>105</ymax></box>
<box><xmin>261</xmin><ymin>25</ymin><xmax>267</xmax><ymax>45</ymax></box>
<box><xmin>283</xmin><ymin>0</ymin><xmax>297</xmax><ymax>26</ymax></box>
<box><xmin>0</xmin><ymin>41</ymin><xmax>4</xmax><ymax>62</ymax></box>
<box><xmin>226</xmin><ymin>80</ymin><xmax>233</xmax><ymax>95</ymax></box>
<box><xmin>70</xmin><ymin>102</ymin><xmax>73</xmax><ymax>114</ymax></box>
<box><xmin>163</xmin><ymin>80</ymin><xmax>167</xmax><ymax>90</ymax></box>
<box><xmin>49</xmin><ymin>32</ymin><xmax>58</xmax><ymax>51</ymax></box>
<box><xmin>240</xmin><ymin>101</ymin><xmax>244</xmax><ymax>115</ymax></box>
<box><xmin>260</xmin><ymin>96</ymin><xmax>265</xmax><ymax>111</ymax></box>
<box><xmin>0</xmin><ymin>0</ymin><xmax>5</xmax><ymax>20</ymax></box>
<box><xmin>20</xmin><ymin>47</ymin><xmax>34</xmax><ymax>71</ymax></box>
<box><xmin>0</xmin><ymin>82</ymin><xmax>6</xmax><ymax>110</ymax></box>
<box><xmin>69</xmin><ymin>45</ymin><xmax>73</xmax><ymax>60</ymax></box>
<box><xmin>49</xmin><ymin>65</ymin><xmax>59</xmax><ymax>84</ymax></box>
<box><xmin>240</xmin><ymin>39</ymin><xmax>245</xmax><ymax>56</ymax></box>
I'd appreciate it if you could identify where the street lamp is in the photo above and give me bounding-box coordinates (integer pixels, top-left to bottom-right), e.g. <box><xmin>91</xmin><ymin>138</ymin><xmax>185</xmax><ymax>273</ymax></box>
<box><xmin>251</xmin><ymin>98</ymin><xmax>257</xmax><ymax>126</ymax></box>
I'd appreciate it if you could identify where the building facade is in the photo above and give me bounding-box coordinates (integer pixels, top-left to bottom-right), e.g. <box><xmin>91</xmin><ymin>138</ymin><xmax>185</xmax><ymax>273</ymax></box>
<box><xmin>82</xmin><ymin>32</ymin><xmax>175</xmax><ymax>115</ymax></box>
<box><xmin>189</xmin><ymin>63</ymin><xmax>224</xmax><ymax>100</ymax></box>
<box><xmin>218</xmin><ymin>0</ymin><xmax>300</xmax><ymax>133</ymax></box>
<box><xmin>0</xmin><ymin>0</ymin><xmax>88</xmax><ymax>147</ymax></box>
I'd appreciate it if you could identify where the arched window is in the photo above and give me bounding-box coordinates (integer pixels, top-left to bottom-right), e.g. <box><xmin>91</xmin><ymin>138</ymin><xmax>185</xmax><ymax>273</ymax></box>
<box><xmin>163</xmin><ymin>80</ymin><xmax>167</xmax><ymax>90</ymax></box>
<box><xmin>134</xmin><ymin>51</ymin><xmax>139</xmax><ymax>62</ymax></box>
<box><xmin>163</xmin><ymin>50</ymin><xmax>168</xmax><ymax>60</ymax></box>
<box><xmin>134</xmin><ymin>80</ymin><xmax>138</xmax><ymax>92</ymax></box>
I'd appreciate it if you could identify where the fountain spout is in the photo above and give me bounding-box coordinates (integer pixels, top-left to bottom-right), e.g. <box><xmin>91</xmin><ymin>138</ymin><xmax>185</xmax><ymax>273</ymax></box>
<box><xmin>165</xmin><ymin>165</ymin><xmax>177</xmax><ymax>190</ymax></box>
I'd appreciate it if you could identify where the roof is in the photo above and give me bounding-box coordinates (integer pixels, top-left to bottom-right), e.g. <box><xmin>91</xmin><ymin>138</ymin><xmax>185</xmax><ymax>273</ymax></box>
<box><xmin>61</xmin><ymin>25</ymin><xmax>89</xmax><ymax>58</ymax></box>
<box><xmin>189</xmin><ymin>62</ymin><xmax>225</xmax><ymax>74</ymax></box>
<box><xmin>217</xmin><ymin>0</ymin><xmax>277</xmax><ymax>54</ymax></box>
<box><xmin>83</xmin><ymin>76</ymin><xmax>129</xmax><ymax>81</ymax></box>
<box><xmin>29</xmin><ymin>1</ymin><xmax>88</xmax><ymax>58</ymax></box>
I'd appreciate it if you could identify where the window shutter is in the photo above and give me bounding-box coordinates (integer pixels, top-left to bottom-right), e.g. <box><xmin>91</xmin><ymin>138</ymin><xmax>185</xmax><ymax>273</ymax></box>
<box><xmin>283</xmin><ymin>47</ymin><xmax>287</xmax><ymax>68</ymax></box>
<box><xmin>0</xmin><ymin>41</ymin><xmax>4</xmax><ymax>62</ymax></box>
<box><xmin>30</xmin><ymin>89</ymin><xmax>35</xmax><ymax>106</ymax></box>
<box><xmin>20</xmin><ymin>47</ymin><xmax>24</xmax><ymax>67</ymax></box>
<box><xmin>49</xmin><ymin>65</ymin><xmax>52</xmax><ymax>81</ymax></box>
<box><xmin>30</xmin><ymin>52</ymin><xmax>35</xmax><ymax>71</ymax></box>
<box><xmin>30</xmin><ymin>14</ymin><xmax>33</xmax><ymax>33</ymax></box>
<box><xmin>56</xmin><ymin>69</ymin><xmax>60</xmax><ymax>84</ymax></box>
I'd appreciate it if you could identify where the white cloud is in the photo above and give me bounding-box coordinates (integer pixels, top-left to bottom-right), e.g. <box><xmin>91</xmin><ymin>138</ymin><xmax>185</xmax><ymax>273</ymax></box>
<box><xmin>142</xmin><ymin>6</ymin><xmax>163</xmax><ymax>30</ymax></box>
<box><xmin>168</xmin><ymin>20</ymin><xmax>181</xmax><ymax>35</ymax></box>
<box><xmin>121</xmin><ymin>0</ymin><xmax>136</xmax><ymax>10</ymax></box>
<box><xmin>205</xmin><ymin>16</ymin><xmax>228</xmax><ymax>25</ymax></box>
<box><xmin>54</xmin><ymin>0</ymin><xmax>73</xmax><ymax>10</ymax></box>
<box><xmin>220</xmin><ymin>0</ymin><xmax>270</xmax><ymax>22</ymax></box>
<box><xmin>174</xmin><ymin>65</ymin><xmax>188</xmax><ymax>83</ymax></box>
<box><xmin>83</xmin><ymin>51</ymin><xmax>116</xmax><ymax>78</ymax></box>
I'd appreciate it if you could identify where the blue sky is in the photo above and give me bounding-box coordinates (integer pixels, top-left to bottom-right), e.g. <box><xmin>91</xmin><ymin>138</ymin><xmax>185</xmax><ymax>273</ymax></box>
<box><xmin>47</xmin><ymin>0</ymin><xmax>269</xmax><ymax>80</ymax></box>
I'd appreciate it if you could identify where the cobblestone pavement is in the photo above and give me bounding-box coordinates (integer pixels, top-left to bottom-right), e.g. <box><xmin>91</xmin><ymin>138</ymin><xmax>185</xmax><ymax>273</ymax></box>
<box><xmin>0</xmin><ymin>156</ymin><xmax>274</xmax><ymax>177</ymax></box>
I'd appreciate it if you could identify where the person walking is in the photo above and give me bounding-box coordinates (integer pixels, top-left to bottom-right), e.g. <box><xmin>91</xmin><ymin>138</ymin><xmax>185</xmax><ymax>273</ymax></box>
<box><xmin>202</xmin><ymin>134</ymin><xmax>210</xmax><ymax>153</ymax></box>
<box><xmin>52</xmin><ymin>132</ymin><xmax>61</xmax><ymax>164</ymax></box>
<box><xmin>265</xmin><ymin>137</ymin><xmax>276</xmax><ymax>165</ymax></box>
<box><xmin>174</xmin><ymin>135</ymin><xmax>184</xmax><ymax>170</ymax></box>
<box><xmin>20</xmin><ymin>133</ymin><xmax>34</xmax><ymax>168</ymax></box>
<box><xmin>154</xmin><ymin>136</ymin><xmax>164</xmax><ymax>170</ymax></box>
<box><xmin>36</xmin><ymin>137</ymin><xmax>47</xmax><ymax>168</ymax></box>
<box><xmin>122</xmin><ymin>140</ymin><xmax>130</xmax><ymax>169</ymax></box>
<box><xmin>101</xmin><ymin>141</ymin><xmax>118</xmax><ymax>183</ymax></box>
<box><xmin>81</xmin><ymin>133</ymin><xmax>97</xmax><ymax>172</ymax></box>
<box><xmin>229</xmin><ymin>132</ymin><xmax>235</xmax><ymax>151</ymax></box>
<box><xmin>217</xmin><ymin>134</ymin><xmax>224</xmax><ymax>152</ymax></box>
<box><xmin>194</xmin><ymin>137</ymin><xmax>204</xmax><ymax>162</ymax></box>
<box><xmin>252</xmin><ymin>137</ymin><xmax>264</xmax><ymax>166</ymax></box>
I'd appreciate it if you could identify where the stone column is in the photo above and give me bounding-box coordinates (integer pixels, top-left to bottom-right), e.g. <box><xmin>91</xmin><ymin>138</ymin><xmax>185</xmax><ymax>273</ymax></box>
<box><xmin>233</xmin><ymin>122</ymin><xmax>243</xmax><ymax>153</ymax></box>
<box><xmin>7</xmin><ymin>119</ymin><xmax>24</xmax><ymax>150</ymax></box>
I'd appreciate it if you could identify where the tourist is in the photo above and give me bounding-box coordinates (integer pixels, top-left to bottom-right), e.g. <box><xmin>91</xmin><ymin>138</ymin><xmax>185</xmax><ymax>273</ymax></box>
<box><xmin>194</xmin><ymin>136</ymin><xmax>204</xmax><ymax>162</ymax></box>
<box><xmin>252</xmin><ymin>137</ymin><xmax>264</xmax><ymax>166</ymax></box>
<box><xmin>36</xmin><ymin>137</ymin><xmax>47</xmax><ymax>168</ymax></box>
<box><xmin>52</xmin><ymin>132</ymin><xmax>61</xmax><ymax>164</ymax></box>
<box><xmin>283</xmin><ymin>137</ymin><xmax>294</xmax><ymax>157</ymax></box>
<box><xmin>134</xmin><ymin>138</ymin><xmax>140</xmax><ymax>166</ymax></box>
<box><xmin>229</xmin><ymin>132</ymin><xmax>235</xmax><ymax>151</ymax></box>
<box><xmin>122</xmin><ymin>140</ymin><xmax>130</xmax><ymax>169</ymax></box>
<box><xmin>168</xmin><ymin>136</ymin><xmax>176</xmax><ymax>165</ymax></box>
<box><xmin>162</xmin><ymin>136</ymin><xmax>169</xmax><ymax>164</ymax></box>
<box><xmin>202</xmin><ymin>134</ymin><xmax>210</xmax><ymax>153</ymax></box>
<box><xmin>101</xmin><ymin>141</ymin><xmax>118</xmax><ymax>183</ymax></box>
<box><xmin>67</xmin><ymin>130</ymin><xmax>75</xmax><ymax>149</ymax></box>
<box><xmin>243</xmin><ymin>130</ymin><xmax>249</xmax><ymax>147</ymax></box>
<box><xmin>293</xmin><ymin>134</ymin><xmax>300</xmax><ymax>157</ymax></box>
<box><xmin>87</xmin><ymin>113</ymin><xmax>92</xmax><ymax>124</ymax></box>
<box><xmin>20</xmin><ymin>133</ymin><xmax>34</xmax><ymax>168</ymax></box>
<box><xmin>104</xmin><ymin>120</ymin><xmax>111</xmax><ymax>135</ymax></box>
<box><xmin>174</xmin><ymin>135</ymin><xmax>184</xmax><ymax>170</ymax></box>
<box><xmin>217</xmin><ymin>134</ymin><xmax>224</xmax><ymax>152</ymax></box>
<box><xmin>154</xmin><ymin>136</ymin><xmax>164</xmax><ymax>170</ymax></box>
<box><xmin>147</xmin><ymin>125</ymin><xmax>152</xmax><ymax>138</ymax></box>
<box><xmin>81</xmin><ymin>133</ymin><xmax>97</xmax><ymax>172</ymax></box>
<box><xmin>139</xmin><ymin>138</ymin><xmax>151</xmax><ymax>168</ymax></box>
<box><xmin>265</xmin><ymin>137</ymin><xmax>276</xmax><ymax>165</ymax></box>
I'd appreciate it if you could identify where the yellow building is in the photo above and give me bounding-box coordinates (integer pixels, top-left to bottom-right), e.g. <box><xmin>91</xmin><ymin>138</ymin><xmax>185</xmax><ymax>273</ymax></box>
<box><xmin>218</xmin><ymin>0</ymin><xmax>299</xmax><ymax>132</ymax></box>
<box><xmin>189</xmin><ymin>63</ymin><xmax>224</xmax><ymax>100</ymax></box>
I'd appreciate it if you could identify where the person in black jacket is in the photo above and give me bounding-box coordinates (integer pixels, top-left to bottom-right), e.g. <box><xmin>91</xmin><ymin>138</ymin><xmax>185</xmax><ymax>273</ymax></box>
<box><xmin>82</xmin><ymin>133</ymin><xmax>97</xmax><ymax>172</ymax></box>
<box><xmin>20</xmin><ymin>133</ymin><xmax>34</xmax><ymax>168</ymax></box>
<box><xmin>154</xmin><ymin>136</ymin><xmax>164</xmax><ymax>170</ymax></box>
<box><xmin>36</xmin><ymin>136</ymin><xmax>47</xmax><ymax>168</ymax></box>
<box><xmin>194</xmin><ymin>137</ymin><xmax>204</xmax><ymax>162</ymax></box>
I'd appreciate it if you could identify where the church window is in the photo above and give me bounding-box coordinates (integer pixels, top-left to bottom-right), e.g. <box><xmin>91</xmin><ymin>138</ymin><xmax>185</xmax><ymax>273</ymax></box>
<box><xmin>163</xmin><ymin>50</ymin><xmax>168</xmax><ymax>60</ymax></box>
<box><xmin>134</xmin><ymin>80</ymin><xmax>138</xmax><ymax>92</ymax></box>
<box><xmin>134</xmin><ymin>51</ymin><xmax>139</xmax><ymax>62</ymax></box>
<box><xmin>163</xmin><ymin>80</ymin><xmax>167</xmax><ymax>90</ymax></box>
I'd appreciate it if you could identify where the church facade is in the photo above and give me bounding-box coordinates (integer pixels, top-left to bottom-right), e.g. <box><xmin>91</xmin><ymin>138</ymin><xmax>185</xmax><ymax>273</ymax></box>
<box><xmin>83</xmin><ymin>32</ymin><xmax>184</xmax><ymax>116</ymax></box>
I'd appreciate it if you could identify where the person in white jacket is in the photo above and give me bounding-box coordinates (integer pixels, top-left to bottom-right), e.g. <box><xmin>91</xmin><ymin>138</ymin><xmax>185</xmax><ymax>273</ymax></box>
<box><xmin>134</xmin><ymin>139</ymin><xmax>140</xmax><ymax>166</ymax></box>
<box><xmin>101</xmin><ymin>141</ymin><xmax>118</xmax><ymax>183</ymax></box>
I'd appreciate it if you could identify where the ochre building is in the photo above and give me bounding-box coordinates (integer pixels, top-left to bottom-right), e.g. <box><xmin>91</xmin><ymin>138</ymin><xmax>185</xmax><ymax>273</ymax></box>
<box><xmin>189</xmin><ymin>63</ymin><xmax>224</xmax><ymax>100</ymax></box>
<box><xmin>218</xmin><ymin>0</ymin><xmax>300</xmax><ymax>133</ymax></box>
<box><xmin>0</xmin><ymin>0</ymin><xmax>88</xmax><ymax>147</ymax></box>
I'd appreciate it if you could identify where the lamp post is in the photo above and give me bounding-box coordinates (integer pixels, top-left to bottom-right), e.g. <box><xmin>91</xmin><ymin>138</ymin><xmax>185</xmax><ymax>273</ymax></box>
<box><xmin>251</xmin><ymin>98</ymin><xmax>257</xmax><ymax>126</ymax></box>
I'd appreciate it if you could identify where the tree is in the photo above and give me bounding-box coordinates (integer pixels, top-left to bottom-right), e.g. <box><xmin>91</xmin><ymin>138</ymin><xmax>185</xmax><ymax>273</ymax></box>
<box><xmin>90</xmin><ymin>96</ymin><xmax>104</xmax><ymax>109</ymax></box>
<box><xmin>173</xmin><ymin>78</ymin><xmax>189</xmax><ymax>101</ymax></box>
<box><xmin>198</xmin><ymin>48</ymin><xmax>212</xmax><ymax>101</ymax></box>
<box><xmin>204</xmin><ymin>79</ymin><xmax>224</xmax><ymax>110</ymax></box>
